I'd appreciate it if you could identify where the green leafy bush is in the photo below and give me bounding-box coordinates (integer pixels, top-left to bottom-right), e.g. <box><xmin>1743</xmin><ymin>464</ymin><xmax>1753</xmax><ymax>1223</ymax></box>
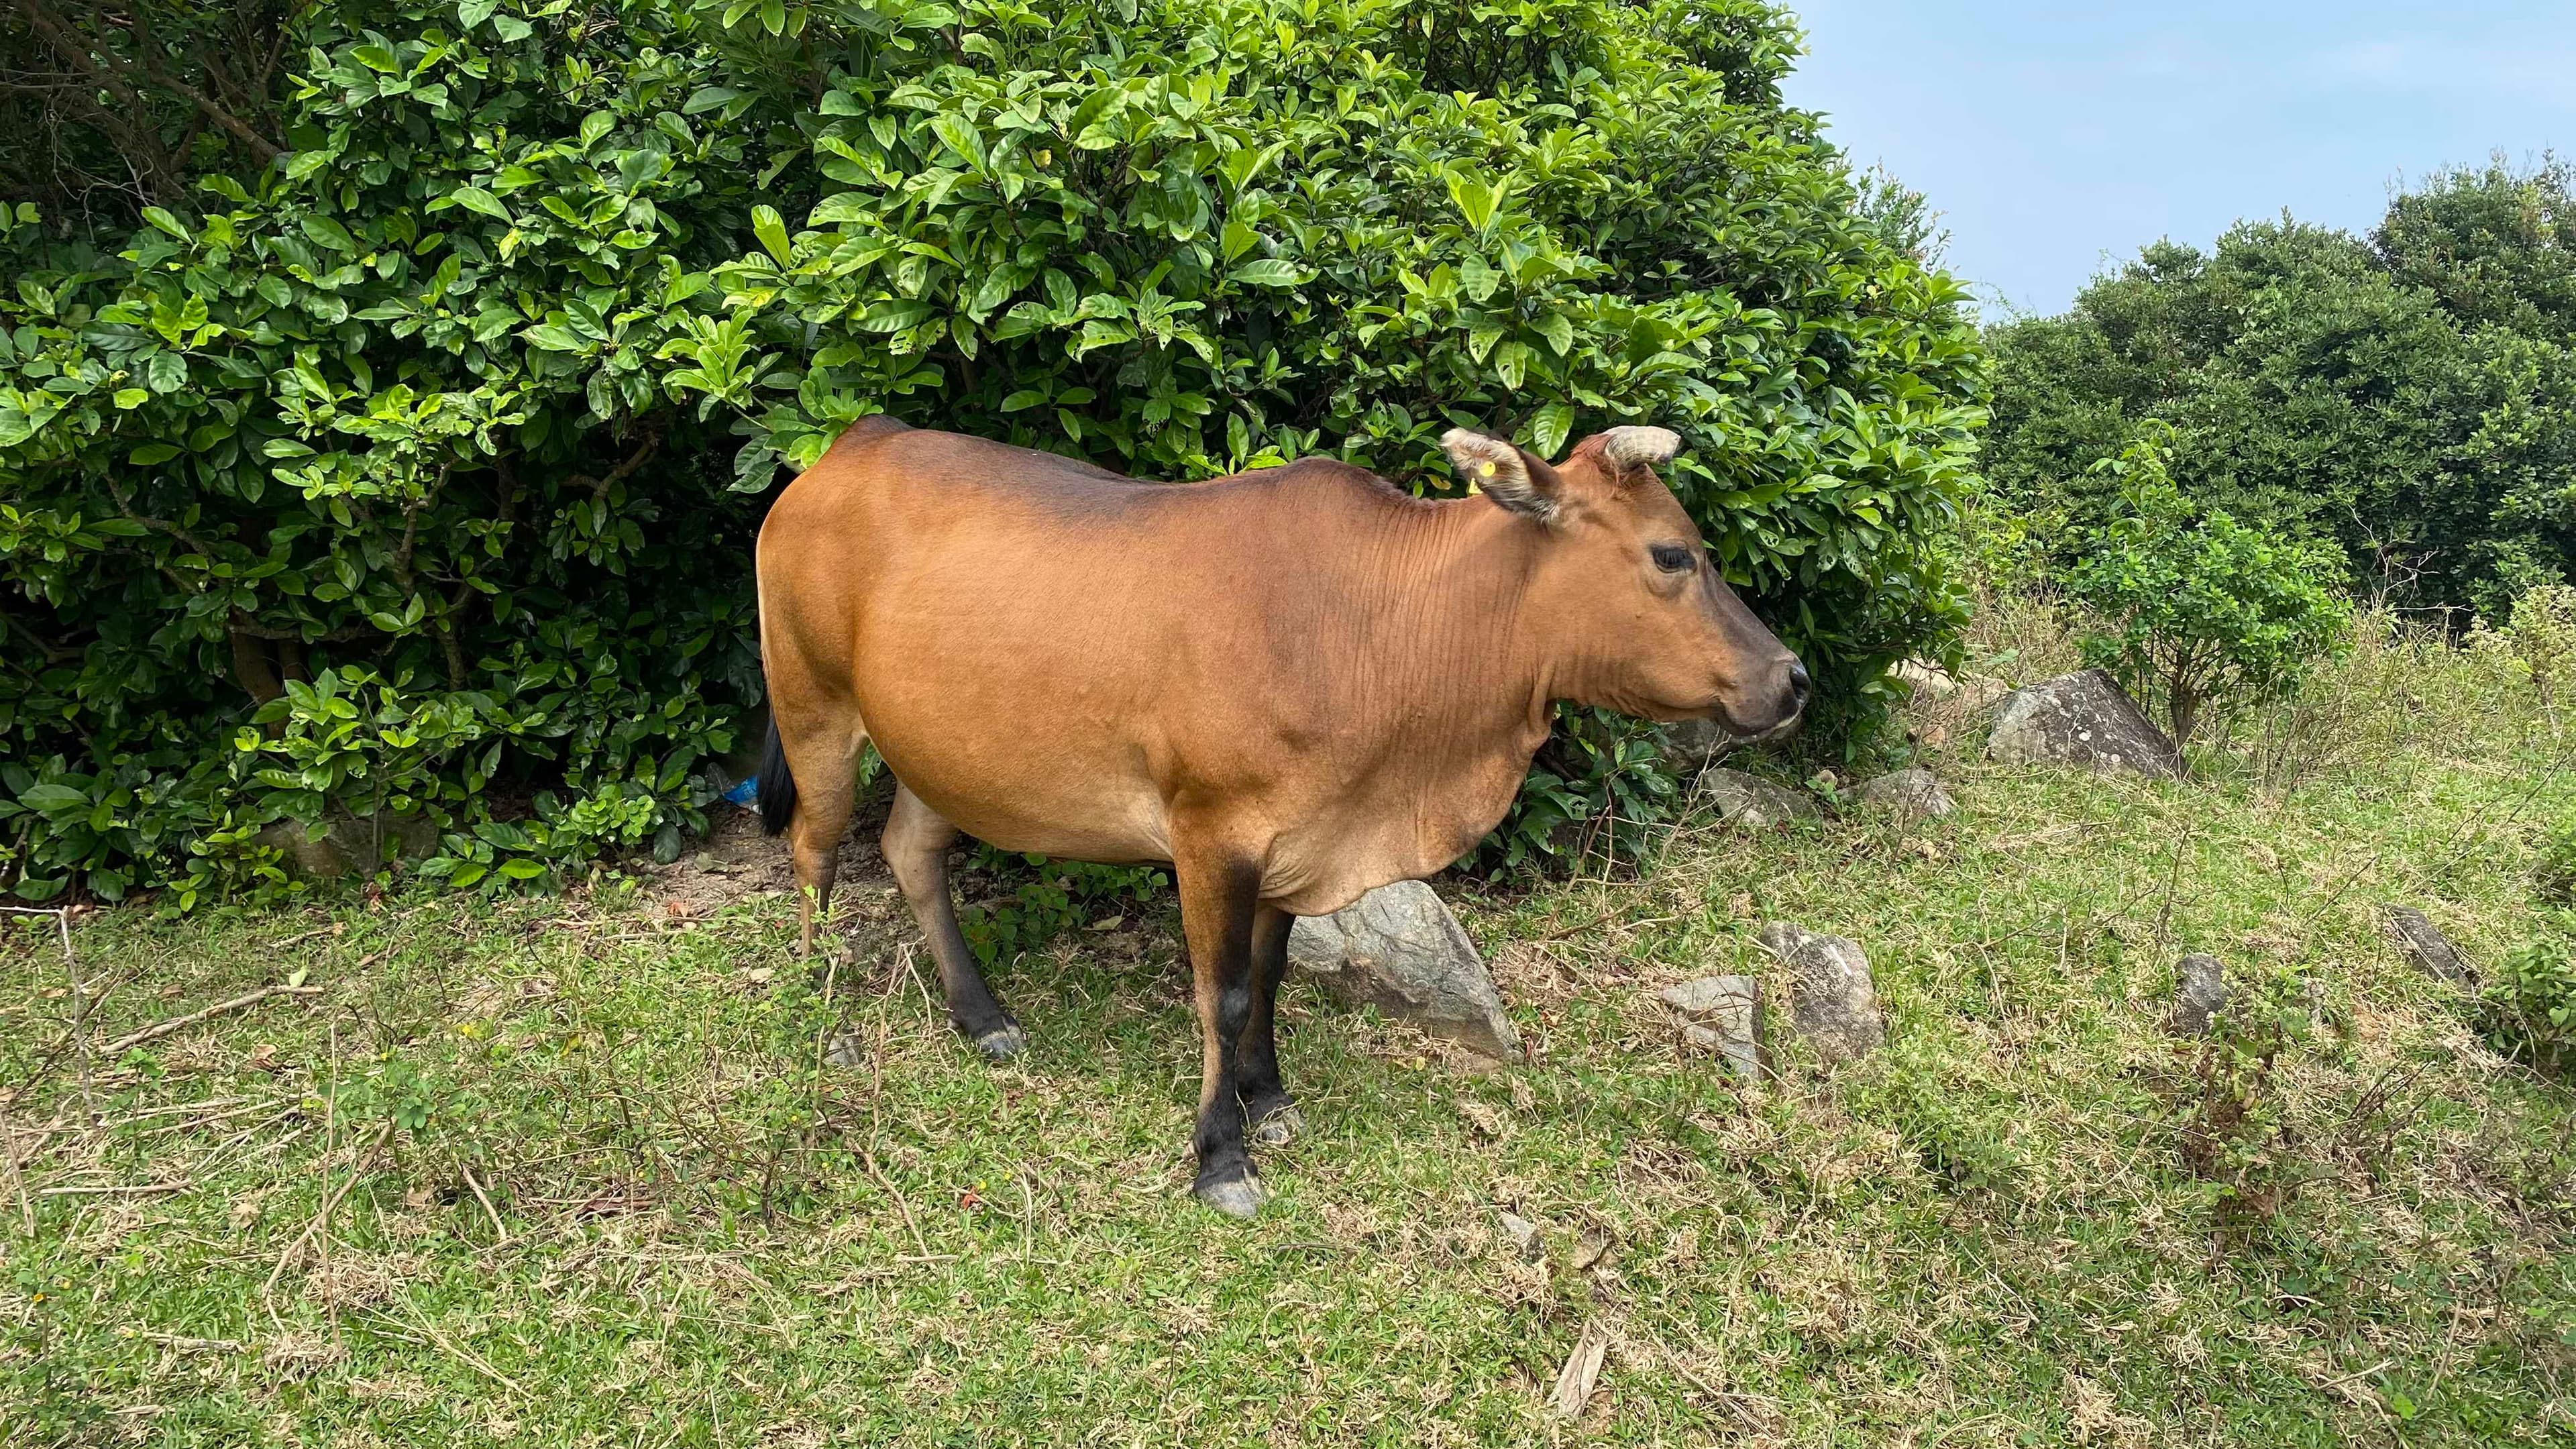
<box><xmin>2065</xmin><ymin>425</ymin><xmax>2351</xmax><ymax>745</ymax></box>
<box><xmin>2537</xmin><ymin>820</ymin><xmax>2576</xmax><ymax>908</ymax></box>
<box><xmin>2171</xmin><ymin>957</ymin><xmax>2317</xmax><ymax>1223</ymax></box>
<box><xmin>2507</xmin><ymin>583</ymin><xmax>2576</xmax><ymax>716</ymax></box>
<box><xmin>1</xmin><ymin>0</ymin><xmax>1983</xmax><ymax>904</ymax></box>
<box><xmin>2481</xmin><ymin>931</ymin><xmax>2576</xmax><ymax>1075</ymax></box>
<box><xmin>957</xmin><ymin>849</ymin><xmax>1171</xmax><ymax>969</ymax></box>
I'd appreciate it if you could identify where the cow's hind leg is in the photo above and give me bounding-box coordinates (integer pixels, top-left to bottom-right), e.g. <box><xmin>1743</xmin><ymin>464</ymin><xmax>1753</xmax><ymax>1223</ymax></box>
<box><xmin>881</xmin><ymin>784</ymin><xmax>1024</xmax><ymax>1059</ymax></box>
<box><xmin>1237</xmin><ymin>904</ymin><xmax>1301</xmax><ymax>1147</ymax></box>
<box><xmin>1174</xmin><ymin>843</ymin><xmax>1267</xmax><ymax>1217</ymax></box>
<box><xmin>767</xmin><ymin>709</ymin><xmax>865</xmax><ymax>959</ymax></box>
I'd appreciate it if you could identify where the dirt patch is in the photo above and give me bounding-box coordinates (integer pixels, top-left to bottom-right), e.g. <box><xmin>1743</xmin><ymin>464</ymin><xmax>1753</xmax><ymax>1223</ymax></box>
<box><xmin>640</xmin><ymin>796</ymin><xmax>899</xmax><ymax>926</ymax></box>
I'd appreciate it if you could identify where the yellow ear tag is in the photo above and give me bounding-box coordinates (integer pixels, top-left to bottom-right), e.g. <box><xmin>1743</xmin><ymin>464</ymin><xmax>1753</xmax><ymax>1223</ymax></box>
<box><xmin>1478</xmin><ymin>461</ymin><xmax>1497</xmax><ymax>477</ymax></box>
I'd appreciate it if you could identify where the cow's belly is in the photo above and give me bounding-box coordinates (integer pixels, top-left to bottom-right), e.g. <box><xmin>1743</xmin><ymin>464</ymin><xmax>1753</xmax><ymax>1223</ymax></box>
<box><xmin>865</xmin><ymin>712</ymin><xmax>1174</xmax><ymax>865</ymax></box>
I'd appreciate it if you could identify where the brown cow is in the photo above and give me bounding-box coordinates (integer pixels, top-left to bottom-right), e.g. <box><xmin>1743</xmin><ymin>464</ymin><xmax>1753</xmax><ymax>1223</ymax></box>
<box><xmin>754</xmin><ymin>418</ymin><xmax>1805</xmax><ymax>1216</ymax></box>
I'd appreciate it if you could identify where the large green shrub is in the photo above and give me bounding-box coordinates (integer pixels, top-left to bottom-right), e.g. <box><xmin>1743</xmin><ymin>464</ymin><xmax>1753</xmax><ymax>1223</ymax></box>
<box><xmin>1</xmin><ymin>0</ymin><xmax>1984</xmax><ymax>904</ymax></box>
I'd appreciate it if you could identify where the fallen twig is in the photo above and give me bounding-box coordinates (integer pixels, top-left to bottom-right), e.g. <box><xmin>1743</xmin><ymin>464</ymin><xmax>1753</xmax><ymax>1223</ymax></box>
<box><xmin>366</xmin><ymin>1305</ymin><xmax>527</xmax><ymax>1399</ymax></box>
<box><xmin>862</xmin><ymin>1149</ymin><xmax>932</xmax><ymax>1259</ymax></box>
<box><xmin>262</xmin><ymin>1120</ymin><xmax>394</xmax><ymax>1299</ymax></box>
<box><xmin>461</xmin><ymin>1161</ymin><xmax>507</xmax><ymax>1245</ymax></box>
<box><xmin>38</xmin><ymin>1180</ymin><xmax>191</xmax><ymax>1197</ymax></box>
<box><xmin>102</xmin><ymin>985</ymin><xmax>324</xmax><ymax>1056</ymax></box>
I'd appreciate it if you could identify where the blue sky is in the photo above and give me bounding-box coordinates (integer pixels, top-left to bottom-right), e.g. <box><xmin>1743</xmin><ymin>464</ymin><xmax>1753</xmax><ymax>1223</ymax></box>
<box><xmin>1781</xmin><ymin>2</ymin><xmax>2576</xmax><ymax>318</ymax></box>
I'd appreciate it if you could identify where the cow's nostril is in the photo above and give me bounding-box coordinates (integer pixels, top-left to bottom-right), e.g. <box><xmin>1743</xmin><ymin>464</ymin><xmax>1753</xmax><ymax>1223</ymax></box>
<box><xmin>1786</xmin><ymin>660</ymin><xmax>1812</xmax><ymax>705</ymax></box>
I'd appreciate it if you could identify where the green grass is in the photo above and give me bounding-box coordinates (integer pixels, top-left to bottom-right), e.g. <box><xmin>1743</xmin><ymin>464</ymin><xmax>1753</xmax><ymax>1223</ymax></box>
<box><xmin>8</xmin><ymin>624</ymin><xmax>2576</xmax><ymax>1446</ymax></box>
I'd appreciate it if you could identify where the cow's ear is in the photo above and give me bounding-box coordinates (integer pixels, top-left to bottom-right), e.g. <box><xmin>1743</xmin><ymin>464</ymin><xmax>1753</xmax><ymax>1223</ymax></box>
<box><xmin>1441</xmin><ymin>427</ymin><xmax>1566</xmax><ymax>523</ymax></box>
<box><xmin>1593</xmin><ymin>426</ymin><xmax>1680</xmax><ymax>482</ymax></box>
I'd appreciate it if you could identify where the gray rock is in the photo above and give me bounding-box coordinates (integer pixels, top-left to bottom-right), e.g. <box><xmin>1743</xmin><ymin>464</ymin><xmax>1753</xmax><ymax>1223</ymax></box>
<box><xmin>1851</xmin><ymin>766</ymin><xmax>1955</xmax><ymax>820</ymax></box>
<box><xmin>822</xmin><ymin>1026</ymin><xmax>867</xmax><ymax>1067</ymax></box>
<box><xmin>1700</xmin><ymin>768</ymin><xmax>1819</xmax><ymax>828</ymax></box>
<box><xmin>1957</xmin><ymin>677</ymin><xmax>2011</xmax><ymax>712</ymax></box>
<box><xmin>1658</xmin><ymin>975</ymin><xmax>1763</xmax><ymax>1081</ymax></box>
<box><xmin>252</xmin><ymin>808</ymin><xmax>441</xmax><ymax>879</ymax></box>
<box><xmin>2170</xmin><ymin>953</ymin><xmax>2227</xmax><ymax>1034</ymax></box>
<box><xmin>1659</xmin><ymin>717</ymin><xmax>1737</xmax><ymax>774</ymax></box>
<box><xmin>1891</xmin><ymin>658</ymin><xmax>1958</xmax><ymax>701</ymax></box>
<box><xmin>1758</xmin><ymin>923</ymin><xmax>1884</xmax><ymax>1063</ymax></box>
<box><xmin>1985</xmin><ymin>669</ymin><xmax>2181</xmax><ymax>778</ymax></box>
<box><xmin>1288</xmin><ymin>881</ymin><xmax>1521</xmax><ymax>1061</ymax></box>
<box><xmin>1497</xmin><ymin>1210</ymin><xmax>1544</xmax><ymax>1261</ymax></box>
<box><xmin>2383</xmin><ymin>907</ymin><xmax>2477</xmax><ymax>986</ymax></box>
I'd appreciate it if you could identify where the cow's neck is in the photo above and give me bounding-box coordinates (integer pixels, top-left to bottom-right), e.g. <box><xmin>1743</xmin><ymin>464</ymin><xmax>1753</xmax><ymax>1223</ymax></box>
<box><xmin>1348</xmin><ymin>497</ymin><xmax>1568</xmax><ymax>851</ymax></box>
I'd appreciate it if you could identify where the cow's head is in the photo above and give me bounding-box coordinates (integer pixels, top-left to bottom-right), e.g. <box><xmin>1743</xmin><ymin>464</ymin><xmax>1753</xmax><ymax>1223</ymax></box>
<box><xmin>1442</xmin><ymin>425</ymin><xmax>1807</xmax><ymax>740</ymax></box>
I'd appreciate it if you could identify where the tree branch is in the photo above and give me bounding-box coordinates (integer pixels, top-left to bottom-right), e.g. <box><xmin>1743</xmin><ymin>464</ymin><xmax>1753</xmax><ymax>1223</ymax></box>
<box><xmin>566</xmin><ymin>423</ymin><xmax>663</xmax><ymax>498</ymax></box>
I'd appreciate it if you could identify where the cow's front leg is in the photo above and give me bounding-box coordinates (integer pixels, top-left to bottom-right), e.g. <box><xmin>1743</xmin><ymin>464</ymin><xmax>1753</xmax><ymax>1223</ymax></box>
<box><xmin>1173</xmin><ymin>845</ymin><xmax>1266</xmax><ymax>1217</ymax></box>
<box><xmin>1236</xmin><ymin>903</ymin><xmax>1301</xmax><ymax>1146</ymax></box>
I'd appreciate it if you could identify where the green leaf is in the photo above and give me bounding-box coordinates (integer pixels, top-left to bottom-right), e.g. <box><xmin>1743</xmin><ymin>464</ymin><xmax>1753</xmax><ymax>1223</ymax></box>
<box><xmin>301</xmin><ymin>215</ymin><xmax>356</xmax><ymax>253</ymax></box>
<box><xmin>1530</xmin><ymin>402</ymin><xmax>1574</xmax><ymax>460</ymax></box>
<box><xmin>751</xmin><ymin>205</ymin><xmax>792</xmax><ymax>267</ymax></box>
<box><xmin>1228</xmin><ymin>259</ymin><xmax>1307</xmax><ymax>288</ymax></box>
<box><xmin>142</xmin><ymin>207</ymin><xmax>191</xmax><ymax>241</ymax></box>
<box><xmin>684</xmin><ymin>86</ymin><xmax>743</xmax><ymax>115</ymax></box>
<box><xmin>439</xmin><ymin>186</ymin><xmax>511</xmax><ymax>223</ymax></box>
<box><xmin>113</xmin><ymin>388</ymin><xmax>150</xmax><ymax>409</ymax></box>
<box><xmin>129</xmin><ymin>443</ymin><xmax>182</xmax><ymax>466</ymax></box>
<box><xmin>1534</xmin><ymin>312</ymin><xmax>1574</xmax><ymax>358</ymax></box>
<box><xmin>458</xmin><ymin>0</ymin><xmax>501</xmax><ymax>27</ymax></box>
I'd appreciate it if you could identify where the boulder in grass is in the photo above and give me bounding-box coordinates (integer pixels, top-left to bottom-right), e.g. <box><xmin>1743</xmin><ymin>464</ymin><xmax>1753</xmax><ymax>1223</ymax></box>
<box><xmin>1758</xmin><ymin>922</ymin><xmax>1884</xmax><ymax>1063</ymax></box>
<box><xmin>253</xmin><ymin>808</ymin><xmax>441</xmax><ymax>879</ymax></box>
<box><xmin>1985</xmin><ymin>669</ymin><xmax>2182</xmax><ymax>778</ymax></box>
<box><xmin>1288</xmin><ymin>881</ymin><xmax>1521</xmax><ymax>1061</ymax></box>
<box><xmin>1701</xmin><ymin>768</ymin><xmax>1819</xmax><ymax>828</ymax></box>
<box><xmin>2170</xmin><ymin>954</ymin><xmax>2227</xmax><ymax>1034</ymax></box>
<box><xmin>1851</xmin><ymin>766</ymin><xmax>1955</xmax><ymax>820</ymax></box>
<box><xmin>1659</xmin><ymin>716</ymin><xmax>1737</xmax><ymax>775</ymax></box>
<box><xmin>1658</xmin><ymin>975</ymin><xmax>1763</xmax><ymax>1081</ymax></box>
<box><xmin>2383</xmin><ymin>907</ymin><xmax>2477</xmax><ymax>986</ymax></box>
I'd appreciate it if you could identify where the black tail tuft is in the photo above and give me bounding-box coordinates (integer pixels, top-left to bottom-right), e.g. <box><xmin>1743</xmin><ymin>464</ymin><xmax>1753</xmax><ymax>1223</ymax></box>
<box><xmin>755</xmin><ymin>716</ymin><xmax>797</xmax><ymax>837</ymax></box>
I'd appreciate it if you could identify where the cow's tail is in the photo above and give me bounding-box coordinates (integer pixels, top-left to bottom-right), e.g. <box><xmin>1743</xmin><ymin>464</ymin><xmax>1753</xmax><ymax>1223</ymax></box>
<box><xmin>755</xmin><ymin>714</ymin><xmax>797</xmax><ymax>837</ymax></box>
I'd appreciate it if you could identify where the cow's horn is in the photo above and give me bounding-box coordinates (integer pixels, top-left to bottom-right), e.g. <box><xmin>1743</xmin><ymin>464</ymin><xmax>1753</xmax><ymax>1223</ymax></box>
<box><xmin>1599</xmin><ymin>426</ymin><xmax>1680</xmax><ymax>468</ymax></box>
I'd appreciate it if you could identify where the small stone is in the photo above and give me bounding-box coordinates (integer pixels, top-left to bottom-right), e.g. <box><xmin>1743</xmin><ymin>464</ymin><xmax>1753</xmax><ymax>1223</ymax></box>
<box><xmin>1657</xmin><ymin>975</ymin><xmax>1763</xmax><ymax>1081</ymax></box>
<box><xmin>1758</xmin><ymin>923</ymin><xmax>1884</xmax><ymax>1063</ymax></box>
<box><xmin>1569</xmin><ymin>1230</ymin><xmax>1613</xmax><ymax>1273</ymax></box>
<box><xmin>1891</xmin><ymin>658</ymin><xmax>1958</xmax><ymax>700</ymax></box>
<box><xmin>2170</xmin><ymin>954</ymin><xmax>2227</xmax><ymax>1034</ymax></box>
<box><xmin>1288</xmin><ymin>882</ymin><xmax>1521</xmax><ymax>1061</ymax></box>
<box><xmin>822</xmin><ymin>1026</ymin><xmax>866</xmax><ymax>1067</ymax></box>
<box><xmin>2383</xmin><ymin>907</ymin><xmax>2477</xmax><ymax>986</ymax></box>
<box><xmin>1985</xmin><ymin>669</ymin><xmax>2182</xmax><ymax>778</ymax></box>
<box><xmin>1497</xmin><ymin>1210</ymin><xmax>1544</xmax><ymax>1261</ymax></box>
<box><xmin>1699</xmin><ymin>768</ymin><xmax>1819</xmax><ymax>828</ymax></box>
<box><xmin>1851</xmin><ymin>766</ymin><xmax>1955</xmax><ymax>820</ymax></box>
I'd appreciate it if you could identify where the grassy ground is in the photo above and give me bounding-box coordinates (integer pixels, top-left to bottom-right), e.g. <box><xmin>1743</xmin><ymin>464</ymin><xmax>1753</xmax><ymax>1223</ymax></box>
<box><xmin>7</xmin><ymin>620</ymin><xmax>2576</xmax><ymax>1446</ymax></box>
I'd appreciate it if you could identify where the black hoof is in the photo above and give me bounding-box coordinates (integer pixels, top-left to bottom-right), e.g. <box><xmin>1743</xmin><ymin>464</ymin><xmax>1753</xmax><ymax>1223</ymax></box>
<box><xmin>1193</xmin><ymin>1169</ymin><xmax>1269</xmax><ymax>1220</ymax></box>
<box><xmin>1248</xmin><ymin>1103</ymin><xmax>1303</xmax><ymax>1147</ymax></box>
<box><xmin>969</xmin><ymin>1024</ymin><xmax>1026</xmax><ymax>1061</ymax></box>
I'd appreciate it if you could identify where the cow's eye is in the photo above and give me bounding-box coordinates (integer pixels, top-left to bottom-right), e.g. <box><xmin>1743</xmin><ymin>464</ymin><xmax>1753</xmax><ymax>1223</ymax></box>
<box><xmin>1650</xmin><ymin>543</ymin><xmax>1698</xmax><ymax>573</ymax></box>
